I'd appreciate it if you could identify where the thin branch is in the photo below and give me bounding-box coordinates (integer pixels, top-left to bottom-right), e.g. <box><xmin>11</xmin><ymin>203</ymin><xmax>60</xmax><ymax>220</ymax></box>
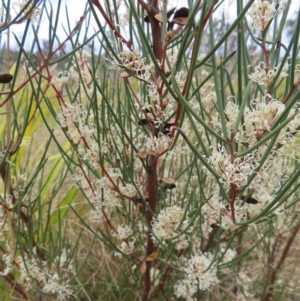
<box><xmin>92</xmin><ymin>0</ymin><xmax>132</xmax><ymax>50</ymax></box>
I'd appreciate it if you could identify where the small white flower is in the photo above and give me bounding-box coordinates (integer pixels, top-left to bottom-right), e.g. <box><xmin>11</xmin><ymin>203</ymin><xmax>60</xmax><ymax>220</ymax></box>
<box><xmin>143</xmin><ymin>134</ymin><xmax>172</xmax><ymax>155</ymax></box>
<box><xmin>115</xmin><ymin>238</ymin><xmax>136</xmax><ymax>258</ymax></box>
<box><xmin>151</xmin><ymin>205</ymin><xmax>189</xmax><ymax>243</ymax></box>
<box><xmin>51</xmin><ymin>71</ymin><xmax>71</xmax><ymax>91</ymax></box>
<box><xmin>0</xmin><ymin>254</ymin><xmax>13</xmax><ymax>275</ymax></box>
<box><xmin>219</xmin><ymin>246</ymin><xmax>237</xmax><ymax>264</ymax></box>
<box><xmin>203</xmin><ymin>144</ymin><xmax>259</xmax><ymax>189</ymax></box>
<box><xmin>150</xmin><ymin>268</ymin><xmax>161</xmax><ymax>287</ymax></box>
<box><xmin>174</xmin><ymin>279</ymin><xmax>198</xmax><ymax>301</ymax></box>
<box><xmin>110</xmin><ymin>50</ymin><xmax>152</xmax><ymax>81</ymax></box>
<box><xmin>183</xmin><ymin>252</ymin><xmax>220</xmax><ymax>290</ymax></box>
<box><xmin>247</xmin><ymin>0</ymin><xmax>277</xmax><ymax>31</ymax></box>
<box><xmin>248</xmin><ymin>61</ymin><xmax>289</xmax><ymax>86</ymax></box>
<box><xmin>111</xmin><ymin>224</ymin><xmax>133</xmax><ymax>240</ymax></box>
<box><xmin>13</xmin><ymin>0</ymin><xmax>41</xmax><ymax>22</ymax></box>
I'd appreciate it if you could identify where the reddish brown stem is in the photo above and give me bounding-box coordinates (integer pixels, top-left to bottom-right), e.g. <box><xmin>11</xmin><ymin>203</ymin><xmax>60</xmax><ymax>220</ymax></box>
<box><xmin>202</xmin><ymin>224</ymin><xmax>219</xmax><ymax>253</ymax></box>
<box><xmin>263</xmin><ymin>222</ymin><xmax>300</xmax><ymax>301</ymax></box>
<box><xmin>228</xmin><ymin>133</ymin><xmax>237</xmax><ymax>223</ymax></box>
<box><xmin>140</xmin><ymin>1</ymin><xmax>162</xmax><ymax>299</ymax></box>
<box><xmin>142</xmin><ymin>146</ymin><xmax>158</xmax><ymax>301</ymax></box>
<box><xmin>3</xmin><ymin>273</ymin><xmax>28</xmax><ymax>299</ymax></box>
<box><xmin>230</xmin><ymin>184</ymin><xmax>237</xmax><ymax>223</ymax></box>
<box><xmin>137</xmin><ymin>0</ymin><xmax>149</xmax><ymax>11</ymax></box>
<box><xmin>282</xmin><ymin>89</ymin><xmax>295</xmax><ymax>105</ymax></box>
<box><xmin>92</xmin><ymin>0</ymin><xmax>132</xmax><ymax>50</ymax></box>
<box><xmin>147</xmin><ymin>9</ymin><xmax>162</xmax><ymax>62</ymax></box>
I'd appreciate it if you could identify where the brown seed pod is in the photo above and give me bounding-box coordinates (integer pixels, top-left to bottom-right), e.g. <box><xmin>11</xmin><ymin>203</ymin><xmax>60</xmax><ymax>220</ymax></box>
<box><xmin>138</xmin><ymin>119</ymin><xmax>148</xmax><ymax>126</ymax></box>
<box><xmin>173</xmin><ymin>7</ymin><xmax>189</xmax><ymax>19</ymax></box>
<box><xmin>245</xmin><ymin>197</ymin><xmax>259</xmax><ymax>204</ymax></box>
<box><xmin>120</xmin><ymin>71</ymin><xmax>130</xmax><ymax>78</ymax></box>
<box><xmin>172</xmin><ymin>7</ymin><xmax>189</xmax><ymax>26</ymax></box>
<box><xmin>172</xmin><ymin>17</ymin><xmax>188</xmax><ymax>25</ymax></box>
<box><xmin>146</xmin><ymin>7</ymin><xmax>175</xmax><ymax>24</ymax></box>
<box><xmin>137</xmin><ymin>151</ymin><xmax>147</xmax><ymax>159</ymax></box>
<box><xmin>0</xmin><ymin>74</ymin><xmax>13</xmax><ymax>84</ymax></box>
<box><xmin>154</xmin><ymin>13</ymin><xmax>163</xmax><ymax>23</ymax></box>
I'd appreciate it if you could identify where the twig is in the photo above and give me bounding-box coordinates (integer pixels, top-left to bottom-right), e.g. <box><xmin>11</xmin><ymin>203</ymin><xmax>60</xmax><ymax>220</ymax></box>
<box><xmin>263</xmin><ymin>221</ymin><xmax>300</xmax><ymax>301</ymax></box>
<box><xmin>92</xmin><ymin>0</ymin><xmax>132</xmax><ymax>50</ymax></box>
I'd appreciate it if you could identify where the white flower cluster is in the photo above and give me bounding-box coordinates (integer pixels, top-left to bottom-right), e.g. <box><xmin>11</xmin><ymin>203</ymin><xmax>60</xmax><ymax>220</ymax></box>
<box><xmin>57</xmin><ymin>102</ymin><xmax>99</xmax><ymax>168</ymax></box>
<box><xmin>116</xmin><ymin>12</ymin><xmax>130</xmax><ymax>27</ymax></box>
<box><xmin>247</xmin><ymin>0</ymin><xmax>277</xmax><ymax>31</ymax></box>
<box><xmin>110</xmin><ymin>50</ymin><xmax>153</xmax><ymax>81</ymax></box>
<box><xmin>199</xmin><ymin>81</ymin><xmax>217</xmax><ymax>112</ymax></box>
<box><xmin>204</xmin><ymin>144</ymin><xmax>259</xmax><ymax>189</ymax></box>
<box><xmin>219</xmin><ymin>246</ymin><xmax>237</xmax><ymax>264</ymax></box>
<box><xmin>50</xmin><ymin>71</ymin><xmax>71</xmax><ymax>91</ymax></box>
<box><xmin>57</xmin><ymin>103</ymin><xmax>86</xmax><ymax>128</ymax></box>
<box><xmin>202</xmin><ymin>193</ymin><xmax>248</xmax><ymax>233</ymax></box>
<box><xmin>226</xmin><ymin>97</ymin><xmax>300</xmax><ymax>148</ymax></box>
<box><xmin>111</xmin><ymin>224</ymin><xmax>133</xmax><ymax>240</ymax></box>
<box><xmin>114</xmin><ymin>238</ymin><xmax>136</xmax><ymax>258</ymax></box>
<box><xmin>86</xmin><ymin>168</ymin><xmax>139</xmax><ymax>223</ymax></box>
<box><xmin>248</xmin><ymin>61</ymin><xmax>289</xmax><ymax>86</ymax></box>
<box><xmin>174</xmin><ymin>279</ymin><xmax>198</xmax><ymax>301</ymax></box>
<box><xmin>1</xmin><ymin>248</ymin><xmax>74</xmax><ymax>300</ymax></box>
<box><xmin>204</xmin><ymin>95</ymin><xmax>300</xmax><ymax>222</ymax></box>
<box><xmin>147</xmin><ymin>84</ymin><xmax>160</xmax><ymax>103</ymax></box>
<box><xmin>141</xmin><ymin>84</ymin><xmax>177</xmax><ymax>127</ymax></box>
<box><xmin>13</xmin><ymin>0</ymin><xmax>41</xmax><ymax>22</ymax></box>
<box><xmin>143</xmin><ymin>134</ymin><xmax>173</xmax><ymax>155</ymax></box>
<box><xmin>239</xmin><ymin>98</ymin><xmax>285</xmax><ymax>143</ymax></box>
<box><xmin>151</xmin><ymin>205</ymin><xmax>191</xmax><ymax>248</ymax></box>
<box><xmin>183</xmin><ymin>252</ymin><xmax>220</xmax><ymax>290</ymax></box>
<box><xmin>51</xmin><ymin>49</ymin><xmax>95</xmax><ymax>97</ymax></box>
<box><xmin>69</xmin><ymin>49</ymin><xmax>95</xmax><ymax>97</ymax></box>
<box><xmin>175</xmin><ymin>252</ymin><xmax>220</xmax><ymax>299</ymax></box>
<box><xmin>167</xmin><ymin>46</ymin><xmax>180</xmax><ymax>66</ymax></box>
<box><xmin>175</xmin><ymin>71</ymin><xmax>187</xmax><ymax>88</ymax></box>
<box><xmin>110</xmin><ymin>222</ymin><xmax>135</xmax><ymax>259</ymax></box>
<box><xmin>0</xmin><ymin>253</ymin><xmax>13</xmax><ymax>276</ymax></box>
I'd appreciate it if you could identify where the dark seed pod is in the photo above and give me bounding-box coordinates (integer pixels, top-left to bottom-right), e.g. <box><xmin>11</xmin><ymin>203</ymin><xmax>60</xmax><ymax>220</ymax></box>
<box><xmin>144</xmin><ymin>9</ymin><xmax>150</xmax><ymax>23</ymax></box>
<box><xmin>173</xmin><ymin>7</ymin><xmax>189</xmax><ymax>19</ymax></box>
<box><xmin>245</xmin><ymin>197</ymin><xmax>259</xmax><ymax>204</ymax></box>
<box><xmin>0</xmin><ymin>74</ymin><xmax>13</xmax><ymax>84</ymax></box>
<box><xmin>159</xmin><ymin>178</ymin><xmax>176</xmax><ymax>190</ymax></box>
<box><xmin>163</xmin><ymin>183</ymin><xmax>176</xmax><ymax>190</ymax></box>
<box><xmin>138</xmin><ymin>119</ymin><xmax>148</xmax><ymax>126</ymax></box>
<box><xmin>135</xmin><ymin>197</ymin><xmax>149</xmax><ymax>203</ymax></box>
<box><xmin>172</xmin><ymin>7</ymin><xmax>189</xmax><ymax>26</ymax></box>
